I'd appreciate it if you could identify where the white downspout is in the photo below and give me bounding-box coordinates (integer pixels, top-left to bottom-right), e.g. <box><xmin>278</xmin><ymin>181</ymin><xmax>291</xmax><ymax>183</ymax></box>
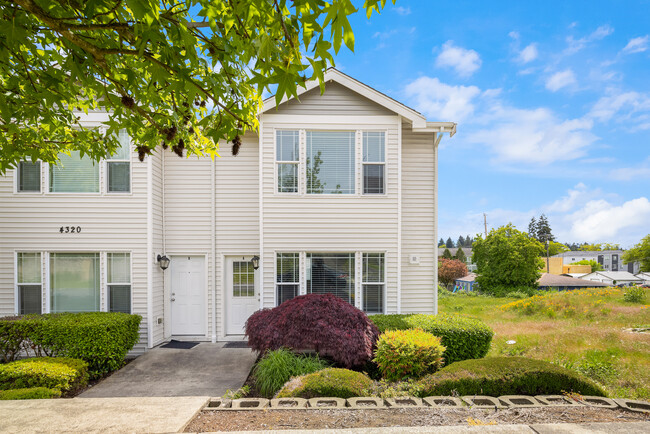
<box><xmin>146</xmin><ymin>154</ymin><xmax>154</xmax><ymax>347</ymax></box>
<box><xmin>211</xmin><ymin>154</ymin><xmax>217</xmax><ymax>343</ymax></box>
<box><xmin>433</xmin><ymin>132</ymin><xmax>439</xmax><ymax>315</ymax></box>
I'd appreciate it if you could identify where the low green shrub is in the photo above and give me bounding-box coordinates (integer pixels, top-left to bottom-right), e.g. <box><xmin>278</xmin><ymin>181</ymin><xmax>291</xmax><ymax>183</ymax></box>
<box><xmin>253</xmin><ymin>348</ymin><xmax>329</xmax><ymax>398</ymax></box>
<box><xmin>0</xmin><ymin>357</ymin><xmax>88</xmax><ymax>394</ymax></box>
<box><xmin>623</xmin><ymin>287</ymin><xmax>646</xmax><ymax>303</ymax></box>
<box><xmin>370</xmin><ymin>314</ymin><xmax>493</xmax><ymax>365</ymax></box>
<box><xmin>0</xmin><ymin>312</ymin><xmax>142</xmax><ymax>378</ymax></box>
<box><xmin>0</xmin><ymin>387</ymin><xmax>61</xmax><ymax>400</ymax></box>
<box><xmin>276</xmin><ymin>368</ymin><xmax>373</xmax><ymax>399</ymax></box>
<box><xmin>373</xmin><ymin>329</ymin><xmax>445</xmax><ymax>381</ymax></box>
<box><xmin>417</xmin><ymin>357</ymin><xmax>606</xmax><ymax>397</ymax></box>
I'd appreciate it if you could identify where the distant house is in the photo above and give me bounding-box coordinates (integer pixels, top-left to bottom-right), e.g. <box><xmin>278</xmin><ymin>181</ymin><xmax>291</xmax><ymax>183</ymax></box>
<box><xmin>538</xmin><ymin>273</ymin><xmax>608</xmax><ymax>291</ymax></box>
<box><xmin>552</xmin><ymin>250</ymin><xmax>639</xmax><ymax>273</ymax></box>
<box><xmin>562</xmin><ymin>273</ymin><xmax>588</xmax><ymax>279</ymax></box>
<box><xmin>580</xmin><ymin>271</ymin><xmax>643</xmax><ymax>286</ymax></box>
<box><xmin>635</xmin><ymin>272</ymin><xmax>650</xmax><ymax>285</ymax></box>
<box><xmin>438</xmin><ymin>247</ymin><xmax>475</xmax><ymax>271</ymax></box>
<box><xmin>454</xmin><ymin>273</ymin><xmax>477</xmax><ymax>292</ymax></box>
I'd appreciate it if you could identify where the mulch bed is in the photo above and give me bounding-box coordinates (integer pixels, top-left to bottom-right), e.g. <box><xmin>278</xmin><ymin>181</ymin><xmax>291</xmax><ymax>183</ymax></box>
<box><xmin>185</xmin><ymin>406</ymin><xmax>650</xmax><ymax>432</ymax></box>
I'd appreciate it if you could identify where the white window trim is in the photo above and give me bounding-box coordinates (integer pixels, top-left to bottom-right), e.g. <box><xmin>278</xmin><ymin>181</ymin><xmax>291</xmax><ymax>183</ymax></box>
<box><xmin>106</xmin><ymin>252</ymin><xmax>133</xmax><ymax>314</ymax></box>
<box><xmin>105</xmin><ymin>156</ymin><xmax>133</xmax><ymax>195</ymax></box>
<box><xmin>361</xmin><ymin>252</ymin><xmax>386</xmax><ymax>314</ymax></box>
<box><xmin>274</xmin><ymin>129</ymin><xmax>300</xmax><ymax>195</ymax></box>
<box><xmin>13</xmin><ymin>159</ymin><xmax>43</xmax><ymax>195</ymax></box>
<box><xmin>274</xmin><ymin>252</ymin><xmax>300</xmax><ymax>306</ymax></box>
<box><xmin>14</xmin><ymin>251</ymin><xmax>43</xmax><ymax>315</ymax></box>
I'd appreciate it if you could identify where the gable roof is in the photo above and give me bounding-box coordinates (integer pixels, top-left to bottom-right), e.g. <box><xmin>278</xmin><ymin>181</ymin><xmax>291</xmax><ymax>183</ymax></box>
<box><xmin>582</xmin><ymin>271</ymin><xmax>642</xmax><ymax>281</ymax></box>
<box><xmin>538</xmin><ymin>273</ymin><xmax>607</xmax><ymax>287</ymax></box>
<box><xmin>261</xmin><ymin>68</ymin><xmax>456</xmax><ymax>136</ymax></box>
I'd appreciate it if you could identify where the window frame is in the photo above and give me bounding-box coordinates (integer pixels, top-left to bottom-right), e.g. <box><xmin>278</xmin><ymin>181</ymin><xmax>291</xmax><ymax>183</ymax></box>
<box><xmin>305</xmin><ymin>130</ymin><xmax>357</xmax><ymax>195</ymax></box>
<box><xmin>15</xmin><ymin>252</ymin><xmax>43</xmax><ymax>315</ymax></box>
<box><xmin>275</xmin><ymin>252</ymin><xmax>300</xmax><ymax>305</ymax></box>
<box><xmin>361</xmin><ymin>252</ymin><xmax>386</xmax><ymax>314</ymax></box>
<box><xmin>15</xmin><ymin>159</ymin><xmax>42</xmax><ymax>194</ymax></box>
<box><xmin>275</xmin><ymin>130</ymin><xmax>300</xmax><ymax>194</ymax></box>
<box><xmin>105</xmin><ymin>130</ymin><xmax>132</xmax><ymax>194</ymax></box>
<box><xmin>107</xmin><ymin>252</ymin><xmax>132</xmax><ymax>314</ymax></box>
<box><xmin>362</xmin><ymin>131</ymin><xmax>386</xmax><ymax>195</ymax></box>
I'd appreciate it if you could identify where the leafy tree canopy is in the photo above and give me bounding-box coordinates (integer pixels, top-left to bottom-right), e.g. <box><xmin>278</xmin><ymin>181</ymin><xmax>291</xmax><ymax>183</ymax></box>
<box><xmin>547</xmin><ymin>241</ymin><xmax>569</xmax><ymax>257</ymax></box>
<box><xmin>438</xmin><ymin>258</ymin><xmax>468</xmax><ymax>289</ymax></box>
<box><xmin>472</xmin><ymin>223</ymin><xmax>544</xmax><ymax>294</ymax></box>
<box><xmin>0</xmin><ymin>0</ymin><xmax>393</xmax><ymax>173</ymax></box>
<box><xmin>569</xmin><ymin>259</ymin><xmax>603</xmax><ymax>272</ymax></box>
<box><xmin>578</xmin><ymin>243</ymin><xmax>621</xmax><ymax>251</ymax></box>
<box><xmin>623</xmin><ymin>234</ymin><xmax>650</xmax><ymax>272</ymax></box>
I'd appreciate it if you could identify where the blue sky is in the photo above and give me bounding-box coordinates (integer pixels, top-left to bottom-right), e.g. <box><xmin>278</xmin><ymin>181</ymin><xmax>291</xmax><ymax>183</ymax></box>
<box><xmin>327</xmin><ymin>0</ymin><xmax>650</xmax><ymax>248</ymax></box>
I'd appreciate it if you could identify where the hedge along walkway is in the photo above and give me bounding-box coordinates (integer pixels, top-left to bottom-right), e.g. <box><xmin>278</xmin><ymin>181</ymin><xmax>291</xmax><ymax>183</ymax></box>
<box><xmin>80</xmin><ymin>342</ymin><xmax>257</xmax><ymax>397</ymax></box>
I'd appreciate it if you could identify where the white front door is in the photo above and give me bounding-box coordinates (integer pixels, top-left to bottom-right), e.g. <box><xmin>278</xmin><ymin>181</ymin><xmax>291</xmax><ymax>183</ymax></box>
<box><xmin>226</xmin><ymin>256</ymin><xmax>259</xmax><ymax>335</ymax></box>
<box><xmin>171</xmin><ymin>256</ymin><xmax>206</xmax><ymax>336</ymax></box>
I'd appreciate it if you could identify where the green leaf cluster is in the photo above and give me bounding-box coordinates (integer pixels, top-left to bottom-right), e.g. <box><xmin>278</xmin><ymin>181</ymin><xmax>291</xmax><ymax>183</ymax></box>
<box><xmin>0</xmin><ymin>357</ymin><xmax>88</xmax><ymax>394</ymax></box>
<box><xmin>0</xmin><ymin>387</ymin><xmax>61</xmax><ymax>400</ymax></box>
<box><xmin>623</xmin><ymin>234</ymin><xmax>650</xmax><ymax>272</ymax></box>
<box><xmin>252</xmin><ymin>348</ymin><xmax>329</xmax><ymax>398</ymax></box>
<box><xmin>373</xmin><ymin>329</ymin><xmax>445</xmax><ymax>381</ymax></box>
<box><xmin>473</xmin><ymin>224</ymin><xmax>545</xmax><ymax>294</ymax></box>
<box><xmin>276</xmin><ymin>367</ymin><xmax>373</xmax><ymax>399</ymax></box>
<box><xmin>570</xmin><ymin>259</ymin><xmax>603</xmax><ymax>272</ymax></box>
<box><xmin>0</xmin><ymin>0</ymin><xmax>395</xmax><ymax>173</ymax></box>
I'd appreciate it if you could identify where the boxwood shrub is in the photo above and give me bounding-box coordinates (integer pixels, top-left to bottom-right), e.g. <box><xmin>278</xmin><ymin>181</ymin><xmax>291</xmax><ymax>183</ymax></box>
<box><xmin>277</xmin><ymin>368</ymin><xmax>373</xmax><ymax>399</ymax></box>
<box><xmin>0</xmin><ymin>357</ymin><xmax>88</xmax><ymax>394</ymax></box>
<box><xmin>0</xmin><ymin>387</ymin><xmax>61</xmax><ymax>400</ymax></box>
<box><xmin>369</xmin><ymin>313</ymin><xmax>493</xmax><ymax>365</ymax></box>
<box><xmin>417</xmin><ymin>356</ymin><xmax>606</xmax><ymax>397</ymax></box>
<box><xmin>0</xmin><ymin>312</ymin><xmax>141</xmax><ymax>378</ymax></box>
<box><xmin>373</xmin><ymin>329</ymin><xmax>445</xmax><ymax>381</ymax></box>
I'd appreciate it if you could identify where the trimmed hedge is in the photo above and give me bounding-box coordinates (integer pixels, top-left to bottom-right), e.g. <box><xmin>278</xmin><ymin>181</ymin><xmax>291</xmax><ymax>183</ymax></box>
<box><xmin>0</xmin><ymin>357</ymin><xmax>88</xmax><ymax>394</ymax></box>
<box><xmin>0</xmin><ymin>312</ymin><xmax>142</xmax><ymax>377</ymax></box>
<box><xmin>0</xmin><ymin>387</ymin><xmax>61</xmax><ymax>400</ymax></box>
<box><xmin>369</xmin><ymin>313</ymin><xmax>493</xmax><ymax>365</ymax></box>
<box><xmin>417</xmin><ymin>357</ymin><xmax>606</xmax><ymax>397</ymax></box>
<box><xmin>246</xmin><ymin>294</ymin><xmax>379</xmax><ymax>368</ymax></box>
<box><xmin>277</xmin><ymin>368</ymin><xmax>373</xmax><ymax>399</ymax></box>
<box><xmin>373</xmin><ymin>329</ymin><xmax>445</xmax><ymax>381</ymax></box>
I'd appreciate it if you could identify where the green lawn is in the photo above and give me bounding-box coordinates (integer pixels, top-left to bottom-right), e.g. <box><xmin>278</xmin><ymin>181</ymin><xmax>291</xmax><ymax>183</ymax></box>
<box><xmin>438</xmin><ymin>287</ymin><xmax>650</xmax><ymax>400</ymax></box>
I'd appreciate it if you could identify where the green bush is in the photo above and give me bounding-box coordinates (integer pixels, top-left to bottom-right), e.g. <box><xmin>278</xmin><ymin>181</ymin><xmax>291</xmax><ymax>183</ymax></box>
<box><xmin>0</xmin><ymin>357</ymin><xmax>88</xmax><ymax>394</ymax></box>
<box><xmin>623</xmin><ymin>286</ymin><xmax>646</xmax><ymax>303</ymax></box>
<box><xmin>369</xmin><ymin>313</ymin><xmax>494</xmax><ymax>365</ymax></box>
<box><xmin>0</xmin><ymin>387</ymin><xmax>61</xmax><ymax>400</ymax></box>
<box><xmin>0</xmin><ymin>312</ymin><xmax>142</xmax><ymax>378</ymax></box>
<box><xmin>276</xmin><ymin>368</ymin><xmax>373</xmax><ymax>399</ymax></box>
<box><xmin>373</xmin><ymin>329</ymin><xmax>445</xmax><ymax>381</ymax></box>
<box><xmin>253</xmin><ymin>348</ymin><xmax>329</xmax><ymax>398</ymax></box>
<box><xmin>0</xmin><ymin>315</ymin><xmax>39</xmax><ymax>363</ymax></box>
<box><xmin>417</xmin><ymin>357</ymin><xmax>606</xmax><ymax>397</ymax></box>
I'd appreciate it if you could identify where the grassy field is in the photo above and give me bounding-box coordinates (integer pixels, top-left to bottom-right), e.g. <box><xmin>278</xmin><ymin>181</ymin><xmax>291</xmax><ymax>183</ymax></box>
<box><xmin>438</xmin><ymin>287</ymin><xmax>650</xmax><ymax>400</ymax></box>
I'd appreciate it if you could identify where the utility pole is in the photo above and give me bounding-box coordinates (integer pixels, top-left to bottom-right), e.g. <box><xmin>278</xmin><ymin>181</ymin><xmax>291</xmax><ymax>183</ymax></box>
<box><xmin>483</xmin><ymin>213</ymin><xmax>488</xmax><ymax>238</ymax></box>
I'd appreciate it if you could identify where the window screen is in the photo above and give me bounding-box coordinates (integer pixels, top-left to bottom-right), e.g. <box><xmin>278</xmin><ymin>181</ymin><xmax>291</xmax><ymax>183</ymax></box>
<box><xmin>50</xmin><ymin>253</ymin><xmax>100</xmax><ymax>312</ymax></box>
<box><xmin>108</xmin><ymin>253</ymin><xmax>131</xmax><ymax>313</ymax></box>
<box><xmin>50</xmin><ymin>152</ymin><xmax>99</xmax><ymax>193</ymax></box>
<box><xmin>306</xmin><ymin>131</ymin><xmax>355</xmax><ymax>194</ymax></box>
<box><xmin>276</xmin><ymin>253</ymin><xmax>299</xmax><ymax>305</ymax></box>
<box><xmin>18</xmin><ymin>161</ymin><xmax>41</xmax><ymax>192</ymax></box>
<box><xmin>307</xmin><ymin>253</ymin><xmax>355</xmax><ymax>304</ymax></box>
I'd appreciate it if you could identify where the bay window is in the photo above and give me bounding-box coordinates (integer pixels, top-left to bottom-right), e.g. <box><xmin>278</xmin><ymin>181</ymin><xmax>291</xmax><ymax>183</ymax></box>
<box><xmin>17</xmin><ymin>252</ymin><xmax>42</xmax><ymax>314</ymax></box>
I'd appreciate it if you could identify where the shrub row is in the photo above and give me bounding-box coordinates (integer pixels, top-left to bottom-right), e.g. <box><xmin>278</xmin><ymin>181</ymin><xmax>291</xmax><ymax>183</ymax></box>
<box><xmin>369</xmin><ymin>313</ymin><xmax>493</xmax><ymax>365</ymax></box>
<box><xmin>0</xmin><ymin>312</ymin><xmax>142</xmax><ymax>377</ymax></box>
<box><xmin>253</xmin><ymin>348</ymin><xmax>329</xmax><ymax>398</ymax></box>
<box><xmin>373</xmin><ymin>329</ymin><xmax>445</xmax><ymax>381</ymax></box>
<box><xmin>0</xmin><ymin>387</ymin><xmax>61</xmax><ymax>400</ymax></box>
<box><xmin>0</xmin><ymin>357</ymin><xmax>88</xmax><ymax>395</ymax></box>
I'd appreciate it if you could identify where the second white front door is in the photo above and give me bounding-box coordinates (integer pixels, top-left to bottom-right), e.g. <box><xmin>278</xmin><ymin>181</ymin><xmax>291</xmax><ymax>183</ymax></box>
<box><xmin>171</xmin><ymin>256</ymin><xmax>206</xmax><ymax>336</ymax></box>
<box><xmin>226</xmin><ymin>256</ymin><xmax>259</xmax><ymax>335</ymax></box>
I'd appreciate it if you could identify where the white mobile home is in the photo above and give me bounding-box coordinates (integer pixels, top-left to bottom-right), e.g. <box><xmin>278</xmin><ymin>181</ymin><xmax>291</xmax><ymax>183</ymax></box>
<box><xmin>0</xmin><ymin>69</ymin><xmax>456</xmax><ymax>351</ymax></box>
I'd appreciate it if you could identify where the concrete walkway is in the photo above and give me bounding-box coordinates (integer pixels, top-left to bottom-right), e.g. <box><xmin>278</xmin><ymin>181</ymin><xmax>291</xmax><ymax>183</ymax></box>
<box><xmin>80</xmin><ymin>342</ymin><xmax>257</xmax><ymax>397</ymax></box>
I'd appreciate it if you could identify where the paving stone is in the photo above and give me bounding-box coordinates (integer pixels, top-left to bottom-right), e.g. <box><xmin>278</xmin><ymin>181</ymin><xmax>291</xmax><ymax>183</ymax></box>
<box><xmin>384</xmin><ymin>397</ymin><xmax>423</xmax><ymax>408</ymax></box>
<box><xmin>307</xmin><ymin>397</ymin><xmax>347</xmax><ymax>408</ymax></box>
<box><xmin>499</xmin><ymin>395</ymin><xmax>541</xmax><ymax>407</ymax></box>
<box><xmin>535</xmin><ymin>395</ymin><xmax>584</xmax><ymax>406</ymax></box>
<box><xmin>462</xmin><ymin>395</ymin><xmax>507</xmax><ymax>409</ymax></box>
<box><xmin>204</xmin><ymin>397</ymin><xmax>231</xmax><ymax>409</ymax></box>
<box><xmin>270</xmin><ymin>398</ymin><xmax>308</xmax><ymax>409</ymax></box>
<box><xmin>614</xmin><ymin>398</ymin><xmax>650</xmax><ymax>414</ymax></box>
<box><xmin>423</xmin><ymin>396</ymin><xmax>465</xmax><ymax>408</ymax></box>
<box><xmin>580</xmin><ymin>395</ymin><xmax>619</xmax><ymax>409</ymax></box>
<box><xmin>230</xmin><ymin>398</ymin><xmax>270</xmax><ymax>409</ymax></box>
<box><xmin>347</xmin><ymin>397</ymin><xmax>385</xmax><ymax>408</ymax></box>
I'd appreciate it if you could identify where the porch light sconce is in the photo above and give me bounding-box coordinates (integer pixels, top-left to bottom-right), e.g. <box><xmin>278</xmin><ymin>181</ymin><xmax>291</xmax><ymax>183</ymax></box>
<box><xmin>157</xmin><ymin>254</ymin><xmax>170</xmax><ymax>270</ymax></box>
<box><xmin>251</xmin><ymin>255</ymin><xmax>260</xmax><ymax>270</ymax></box>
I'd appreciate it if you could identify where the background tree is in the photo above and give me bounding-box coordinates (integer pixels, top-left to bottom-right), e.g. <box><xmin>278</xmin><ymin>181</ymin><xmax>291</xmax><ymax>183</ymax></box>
<box><xmin>472</xmin><ymin>224</ymin><xmax>544</xmax><ymax>295</ymax></box>
<box><xmin>579</xmin><ymin>243</ymin><xmax>603</xmax><ymax>251</ymax></box>
<box><xmin>445</xmin><ymin>237</ymin><xmax>454</xmax><ymax>248</ymax></box>
<box><xmin>438</xmin><ymin>258</ymin><xmax>468</xmax><ymax>289</ymax></box>
<box><xmin>455</xmin><ymin>247</ymin><xmax>467</xmax><ymax>263</ymax></box>
<box><xmin>439</xmin><ymin>238</ymin><xmax>446</xmax><ymax>248</ymax></box>
<box><xmin>547</xmin><ymin>241</ymin><xmax>569</xmax><ymax>256</ymax></box>
<box><xmin>0</xmin><ymin>0</ymin><xmax>394</xmax><ymax>173</ymax></box>
<box><xmin>570</xmin><ymin>259</ymin><xmax>603</xmax><ymax>272</ymax></box>
<box><xmin>466</xmin><ymin>235</ymin><xmax>474</xmax><ymax>247</ymax></box>
<box><xmin>442</xmin><ymin>248</ymin><xmax>453</xmax><ymax>259</ymax></box>
<box><xmin>623</xmin><ymin>234</ymin><xmax>650</xmax><ymax>272</ymax></box>
<box><xmin>535</xmin><ymin>214</ymin><xmax>555</xmax><ymax>242</ymax></box>
<box><xmin>457</xmin><ymin>235</ymin><xmax>466</xmax><ymax>248</ymax></box>
<box><xmin>528</xmin><ymin>217</ymin><xmax>537</xmax><ymax>240</ymax></box>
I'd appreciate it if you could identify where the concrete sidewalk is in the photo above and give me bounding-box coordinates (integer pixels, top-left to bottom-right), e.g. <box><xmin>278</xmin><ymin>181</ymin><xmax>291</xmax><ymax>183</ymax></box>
<box><xmin>80</xmin><ymin>342</ymin><xmax>257</xmax><ymax>397</ymax></box>
<box><xmin>0</xmin><ymin>396</ymin><xmax>209</xmax><ymax>433</ymax></box>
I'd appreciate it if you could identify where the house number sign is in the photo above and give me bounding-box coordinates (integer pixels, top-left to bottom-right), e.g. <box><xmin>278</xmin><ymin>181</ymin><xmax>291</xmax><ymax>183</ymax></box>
<box><xmin>59</xmin><ymin>226</ymin><xmax>82</xmax><ymax>234</ymax></box>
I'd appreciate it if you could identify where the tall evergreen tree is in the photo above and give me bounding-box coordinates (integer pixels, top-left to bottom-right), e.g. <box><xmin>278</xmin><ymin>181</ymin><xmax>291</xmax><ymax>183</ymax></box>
<box><xmin>455</xmin><ymin>247</ymin><xmax>467</xmax><ymax>263</ymax></box>
<box><xmin>446</xmin><ymin>237</ymin><xmax>454</xmax><ymax>248</ymax></box>
<box><xmin>466</xmin><ymin>235</ymin><xmax>474</xmax><ymax>247</ymax></box>
<box><xmin>528</xmin><ymin>217</ymin><xmax>538</xmax><ymax>240</ymax></box>
<box><xmin>536</xmin><ymin>214</ymin><xmax>555</xmax><ymax>242</ymax></box>
<box><xmin>442</xmin><ymin>248</ymin><xmax>453</xmax><ymax>259</ymax></box>
<box><xmin>457</xmin><ymin>235</ymin><xmax>466</xmax><ymax>247</ymax></box>
<box><xmin>439</xmin><ymin>238</ymin><xmax>446</xmax><ymax>247</ymax></box>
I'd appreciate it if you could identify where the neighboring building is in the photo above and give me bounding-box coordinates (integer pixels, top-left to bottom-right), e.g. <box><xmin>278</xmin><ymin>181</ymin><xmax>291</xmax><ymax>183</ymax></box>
<box><xmin>580</xmin><ymin>271</ymin><xmax>643</xmax><ymax>286</ymax></box>
<box><xmin>539</xmin><ymin>257</ymin><xmax>591</xmax><ymax>275</ymax></box>
<box><xmin>538</xmin><ymin>273</ymin><xmax>608</xmax><ymax>290</ymax></box>
<box><xmin>562</xmin><ymin>273</ymin><xmax>588</xmax><ymax>279</ymax></box>
<box><xmin>552</xmin><ymin>250</ymin><xmax>639</xmax><ymax>273</ymax></box>
<box><xmin>635</xmin><ymin>272</ymin><xmax>650</xmax><ymax>285</ymax></box>
<box><xmin>455</xmin><ymin>273</ymin><xmax>477</xmax><ymax>292</ymax></box>
<box><xmin>438</xmin><ymin>247</ymin><xmax>475</xmax><ymax>271</ymax></box>
<box><xmin>0</xmin><ymin>69</ymin><xmax>456</xmax><ymax>352</ymax></box>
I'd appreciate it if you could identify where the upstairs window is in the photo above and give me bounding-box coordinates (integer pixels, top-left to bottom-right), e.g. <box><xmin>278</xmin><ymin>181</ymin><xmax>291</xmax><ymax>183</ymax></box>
<box><xmin>17</xmin><ymin>161</ymin><xmax>41</xmax><ymax>192</ymax></box>
<box><xmin>307</xmin><ymin>131</ymin><xmax>355</xmax><ymax>194</ymax></box>
<box><xmin>362</xmin><ymin>132</ymin><xmax>385</xmax><ymax>194</ymax></box>
<box><xmin>50</xmin><ymin>151</ymin><xmax>99</xmax><ymax>193</ymax></box>
<box><xmin>17</xmin><ymin>252</ymin><xmax>42</xmax><ymax>315</ymax></box>
<box><xmin>276</xmin><ymin>131</ymin><xmax>299</xmax><ymax>193</ymax></box>
<box><xmin>107</xmin><ymin>130</ymin><xmax>131</xmax><ymax>193</ymax></box>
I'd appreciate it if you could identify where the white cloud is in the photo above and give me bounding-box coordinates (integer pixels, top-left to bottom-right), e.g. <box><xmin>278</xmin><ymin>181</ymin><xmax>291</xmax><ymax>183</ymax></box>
<box><xmin>565</xmin><ymin>25</ymin><xmax>614</xmax><ymax>54</ymax></box>
<box><xmin>403</xmin><ymin>77</ymin><xmax>481</xmax><ymax>122</ymax></box>
<box><xmin>609</xmin><ymin>158</ymin><xmax>650</xmax><ymax>181</ymax></box>
<box><xmin>588</xmin><ymin>90</ymin><xmax>650</xmax><ymax>130</ymax></box>
<box><xmin>545</xmin><ymin>183</ymin><xmax>592</xmax><ymax>213</ymax></box>
<box><xmin>622</xmin><ymin>35</ymin><xmax>649</xmax><ymax>54</ymax></box>
<box><xmin>394</xmin><ymin>6</ymin><xmax>411</xmax><ymax>16</ymax></box>
<box><xmin>518</xmin><ymin>43</ymin><xmax>538</xmax><ymax>63</ymax></box>
<box><xmin>545</xmin><ymin>69</ymin><xmax>576</xmax><ymax>92</ymax></box>
<box><xmin>435</xmin><ymin>41</ymin><xmax>482</xmax><ymax>77</ymax></box>
<box><xmin>568</xmin><ymin>197</ymin><xmax>650</xmax><ymax>242</ymax></box>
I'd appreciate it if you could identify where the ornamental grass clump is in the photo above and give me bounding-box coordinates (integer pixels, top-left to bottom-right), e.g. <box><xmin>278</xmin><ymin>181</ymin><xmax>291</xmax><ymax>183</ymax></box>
<box><xmin>253</xmin><ymin>348</ymin><xmax>329</xmax><ymax>398</ymax></box>
<box><xmin>373</xmin><ymin>329</ymin><xmax>445</xmax><ymax>381</ymax></box>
